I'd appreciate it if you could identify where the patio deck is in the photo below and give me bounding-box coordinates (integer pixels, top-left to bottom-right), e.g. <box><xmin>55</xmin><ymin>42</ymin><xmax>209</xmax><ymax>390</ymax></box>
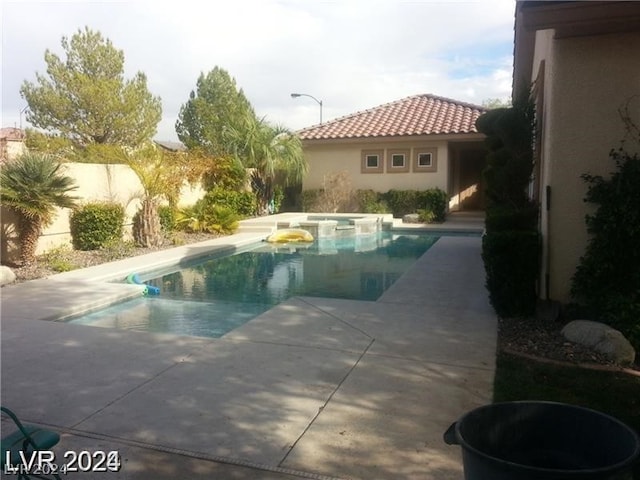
<box><xmin>0</xmin><ymin>213</ymin><xmax>495</xmax><ymax>479</ymax></box>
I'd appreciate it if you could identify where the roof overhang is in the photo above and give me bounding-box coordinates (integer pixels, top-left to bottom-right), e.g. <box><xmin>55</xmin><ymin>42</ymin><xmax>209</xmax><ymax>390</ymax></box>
<box><xmin>300</xmin><ymin>132</ymin><xmax>486</xmax><ymax>147</ymax></box>
<box><xmin>513</xmin><ymin>1</ymin><xmax>640</xmax><ymax>98</ymax></box>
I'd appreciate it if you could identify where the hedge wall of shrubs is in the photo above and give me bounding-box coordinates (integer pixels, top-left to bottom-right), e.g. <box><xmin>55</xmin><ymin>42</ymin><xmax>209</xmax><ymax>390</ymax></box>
<box><xmin>476</xmin><ymin>93</ymin><xmax>540</xmax><ymax>318</ymax></box>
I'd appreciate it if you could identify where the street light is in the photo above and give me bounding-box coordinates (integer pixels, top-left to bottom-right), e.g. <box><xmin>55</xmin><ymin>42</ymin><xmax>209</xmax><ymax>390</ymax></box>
<box><xmin>291</xmin><ymin>93</ymin><xmax>323</xmax><ymax>124</ymax></box>
<box><xmin>19</xmin><ymin>105</ymin><xmax>29</xmax><ymax>130</ymax></box>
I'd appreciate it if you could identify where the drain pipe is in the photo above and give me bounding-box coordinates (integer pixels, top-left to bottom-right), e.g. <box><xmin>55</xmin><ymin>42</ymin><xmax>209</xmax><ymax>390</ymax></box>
<box><xmin>544</xmin><ymin>185</ymin><xmax>551</xmax><ymax>300</ymax></box>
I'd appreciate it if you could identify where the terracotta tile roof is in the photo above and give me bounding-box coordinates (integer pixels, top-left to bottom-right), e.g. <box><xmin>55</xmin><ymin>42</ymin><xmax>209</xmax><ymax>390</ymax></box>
<box><xmin>0</xmin><ymin>127</ymin><xmax>25</xmax><ymax>141</ymax></box>
<box><xmin>154</xmin><ymin>140</ymin><xmax>187</xmax><ymax>152</ymax></box>
<box><xmin>297</xmin><ymin>94</ymin><xmax>487</xmax><ymax>141</ymax></box>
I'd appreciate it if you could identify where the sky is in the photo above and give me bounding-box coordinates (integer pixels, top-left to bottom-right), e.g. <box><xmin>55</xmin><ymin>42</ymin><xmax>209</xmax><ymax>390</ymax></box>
<box><xmin>1</xmin><ymin>0</ymin><xmax>516</xmax><ymax>142</ymax></box>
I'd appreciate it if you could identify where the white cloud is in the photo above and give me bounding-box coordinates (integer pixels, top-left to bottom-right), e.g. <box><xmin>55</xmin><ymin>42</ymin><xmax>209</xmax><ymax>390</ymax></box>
<box><xmin>1</xmin><ymin>0</ymin><xmax>516</xmax><ymax>140</ymax></box>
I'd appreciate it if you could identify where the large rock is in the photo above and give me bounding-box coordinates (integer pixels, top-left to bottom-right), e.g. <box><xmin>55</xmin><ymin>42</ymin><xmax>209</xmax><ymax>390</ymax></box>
<box><xmin>562</xmin><ymin>320</ymin><xmax>636</xmax><ymax>365</ymax></box>
<box><xmin>402</xmin><ymin>213</ymin><xmax>421</xmax><ymax>224</ymax></box>
<box><xmin>0</xmin><ymin>266</ymin><xmax>16</xmax><ymax>286</ymax></box>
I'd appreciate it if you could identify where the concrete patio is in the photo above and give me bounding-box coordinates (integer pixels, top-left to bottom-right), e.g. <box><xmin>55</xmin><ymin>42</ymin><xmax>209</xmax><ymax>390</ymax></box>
<box><xmin>1</xmin><ymin>213</ymin><xmax>496</xmax><ymax>479</ymax></box>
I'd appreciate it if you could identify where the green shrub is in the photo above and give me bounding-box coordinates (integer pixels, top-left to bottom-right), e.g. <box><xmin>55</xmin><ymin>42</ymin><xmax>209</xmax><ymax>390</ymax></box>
<box><xmin>485</xmin><ymin>203</ymin><xmax>538</xmax><ymax>233</ymax></box>
<box><xmin>272</xmin><ymin>186</ymin><xmax>285</xmax><ymax>214</ymax></box>
<box><xmin>383</xmin><ymin>190</ymin><xmax>417</xmax><ymax>217</ymax></box>
<box><xmin>417</xmin><ymin>209</ymin><xmax>435</xmax><ymax>223</ymax></box>
<box><xmin>40</xmin><ymin>244</ymin><xmax>77</xmax><ymax>272</ymax></box>
<box><xmin>416</xmin><ymin>188</ymin><xmax>448</xmax><ymax>223</ymax></box>
<box><xmin>482</xmin><ymin>230</ymin><xmax>540</xmax><ymax>318</ymax></box>
<box><xmin>70</xmin><ymin>202</ymin><xmax>125</xmax><ymax>250</ymax></box>
<box><xmin>100</xmin><ymin>238</ymin><xmax>136</xmax><ymax>262</ymax></box>
<box><xmin>176</xmin><ymin>201</ymin><xmax>239</xmax><ymax>234</ymax></box>
<box><xmin>158</xmin><ymin>205</ymin><xmax>176</xmax><ymax>232</ymax></box>
<box><xmin>571</xmin><ymin>148</ymin><xmax>640</xmax><ymax>349</ymax></box>
<box><xmin>355</xmin><ymin>189</ymin><xmax>389</xmax><ymax>213</ymax></box>
<box><xmin>382</xmin><ymin>188</ymin><xmax>447</xmax><ymax>220</ymax></box>
<box><xmin>476</xmin><ymin>91</ymin><xmax>539</xmax><ymax>318</ymax></box>
<box><xmin>201</xmin><ymin>155</ymin><xmax>247</xmax><ymax>191</ymax></box>
<box><xmin>203</xmin><ymin>187</ymin><xmax>256</xmax><ymax>217</ymax></box>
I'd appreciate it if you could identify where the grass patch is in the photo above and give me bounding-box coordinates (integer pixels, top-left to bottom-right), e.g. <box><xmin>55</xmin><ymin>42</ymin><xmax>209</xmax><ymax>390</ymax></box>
<box><xmin>494</xmin><ymin>351</ymin><xmax>640</xmax><ymax>478</ymax></box>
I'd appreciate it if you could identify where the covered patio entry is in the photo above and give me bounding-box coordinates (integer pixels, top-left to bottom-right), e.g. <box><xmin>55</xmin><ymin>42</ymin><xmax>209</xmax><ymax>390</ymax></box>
<box><xmin>448</xmin><ymin>141</ymin><xmax>487</xmax><ymax>212</ymax></box>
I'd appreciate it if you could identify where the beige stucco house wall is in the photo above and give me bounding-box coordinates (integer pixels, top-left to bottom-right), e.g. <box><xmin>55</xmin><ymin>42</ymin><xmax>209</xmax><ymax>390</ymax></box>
<box><xmin>297</xmin><ymin>94</ymin><xmax>488</xmax><ymax>213</ymax></box>
<box><xmin>514</xmin><ymin>1</ymin><xmax>640</xmax><ymax>302</ymax></box>
<box><xmin>302</xmin><ymin>138</ymin><xmax>450</xmax><ymax>192</ymax></box>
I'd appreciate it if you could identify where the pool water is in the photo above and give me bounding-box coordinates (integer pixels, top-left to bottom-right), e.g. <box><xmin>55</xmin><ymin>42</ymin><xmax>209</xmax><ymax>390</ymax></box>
<box><xmin>68</xmin><ymin>232</ymin><xmax>439</xmax><ymax>338</ymax></box>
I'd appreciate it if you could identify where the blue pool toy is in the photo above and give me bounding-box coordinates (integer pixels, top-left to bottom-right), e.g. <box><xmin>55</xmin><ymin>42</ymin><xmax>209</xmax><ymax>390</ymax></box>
<box><xmin>126</xmin><ymin>273</ymin><xmax>160</xmax><ymax>295</ymax></box>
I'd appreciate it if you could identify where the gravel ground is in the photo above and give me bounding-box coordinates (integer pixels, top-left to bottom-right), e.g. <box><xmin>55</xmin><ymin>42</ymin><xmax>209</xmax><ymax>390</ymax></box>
<box><xmin>9</xmin><ymin>232</ymin><xmax>219</xmax><ymax>283</ymax></box>
<box><xmin>498</xmin><ymin>315</ymin><xmax>639</xmax><ymax>370</ymax></box>
<box><xmin>6</xmin><ymin>235</ymin><xmax>637</xmax><ymax>370</ymax></box>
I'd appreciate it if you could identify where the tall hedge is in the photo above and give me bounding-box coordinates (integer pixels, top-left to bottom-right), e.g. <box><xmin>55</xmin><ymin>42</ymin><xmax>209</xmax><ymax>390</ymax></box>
<box><xmin>476</xmin><ymin>92</ymin><xmax>540</xmax><ymax>318</ymax></box>
<box><xmin>70</xmin><ymin>201</ymin><xmax>125</xmax><ymax>250</ymax></box>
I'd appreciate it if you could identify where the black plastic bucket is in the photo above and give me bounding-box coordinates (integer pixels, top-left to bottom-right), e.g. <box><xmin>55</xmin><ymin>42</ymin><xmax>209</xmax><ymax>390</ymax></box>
<box><xmin>444</xmin><ymin>401</ymin><xmax>640</xmax><ymax>480</ymax></box>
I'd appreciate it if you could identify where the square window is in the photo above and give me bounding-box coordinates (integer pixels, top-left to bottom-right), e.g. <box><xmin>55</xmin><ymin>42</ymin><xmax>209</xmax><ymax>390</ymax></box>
<box><xmin>413</xmin><ymin>147</ymin><xmax>437</xmax><ymax>172</ymax></box>
<box><xmin>391</xmin><ymin>154</ymin><xmax>405</xmax><ymax>168</ymax></box>
<box><xmin>386</xmin><ymin>149</ymin><xmax>410</xmax><ymax>173</ymax></box>
<box><xmin>418</xmin><ymin>152</ymin><xmax>432</xmax><ymax>167</ymax></box>
<box><xmin>361</xmin><ymin>149</ymin><xmax>383</xmax><ymax>173</ymax></box>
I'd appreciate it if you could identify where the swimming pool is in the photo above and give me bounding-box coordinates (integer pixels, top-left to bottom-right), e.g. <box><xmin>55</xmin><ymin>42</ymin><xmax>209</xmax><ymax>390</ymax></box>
<box><xmin>67</xmin><ymin>232</ymin><xmax>439</xmax><ymax>338</ymax></box>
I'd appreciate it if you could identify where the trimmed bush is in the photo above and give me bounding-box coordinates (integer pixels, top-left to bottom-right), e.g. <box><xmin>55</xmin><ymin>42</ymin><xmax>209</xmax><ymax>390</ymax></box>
<box><xmin>482</xmin><ymin>230</ymin><xmax>540</xmax><ymax>318</ymax></box>
<box><xmin>476</xmin><ymin>91</ymin><xmax>539</xmax><ymax>318</ymax></box>
<box><xmin>70</xmin><ymin>201</ymin><xmax>125</xmax><ymax>250</ymax></box>
<box><xmin>485</xmin><ymin>204</ymin><xmax>538</xmax><ymax>233</ymax></box>
<box><xmin>203</xmin><ymin>187</ymin><xmax>256</xmax><ymax>217</ymax></box>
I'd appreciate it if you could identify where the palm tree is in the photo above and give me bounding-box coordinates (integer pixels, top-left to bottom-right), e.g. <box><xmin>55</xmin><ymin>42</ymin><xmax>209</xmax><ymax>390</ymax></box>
<box><xmin>125</xmin><ymin>143</ymin><xmax>185</xmax><ymax>248</ymax></box>
<box><xmin>227</xmin><ymin>117</ymin><xmax>307</xmax><ymax>215</ymax></box>
<box><xmin>1</xmin><ymin>153</ymin><xmax>78</xmax><ymax>265</ymax></box>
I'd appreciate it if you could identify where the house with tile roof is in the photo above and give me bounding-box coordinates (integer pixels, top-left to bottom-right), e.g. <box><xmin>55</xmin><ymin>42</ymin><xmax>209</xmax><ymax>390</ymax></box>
<box><xmin>514</xmin><ymin>1</ymin><xmax>640</xmax><ymax>303</ymax></box>
<box><xmin>0</xmin><ymin>127</ymin><xmax>26</xmax><ymax>163</ymax></box>
<box><xmin>297</xmin><ymin>94</ymin><xmax>488</xmax><ymax>212</ymax></box>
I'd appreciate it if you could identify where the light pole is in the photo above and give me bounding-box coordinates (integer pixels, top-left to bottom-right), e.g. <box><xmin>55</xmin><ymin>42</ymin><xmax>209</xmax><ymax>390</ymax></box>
<box><xmin>290</xmin><ymin>93</ymin><xmax>323</xmax><ymax>124</ymax></box>
<box><xmin>19</xmin><ymin>105</ymin><xmax>29</xmax><ymax>130</ymax></box>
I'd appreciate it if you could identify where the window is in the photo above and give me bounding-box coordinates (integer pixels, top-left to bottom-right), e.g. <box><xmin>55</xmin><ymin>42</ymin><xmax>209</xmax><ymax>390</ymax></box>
<box><xmin>366</xmin><ymin>154</ymin><xmax>379</xmax><ymax>168</ymax></box>
<box><xmin>391</xmin><ymin>153</ymin><xmax>405</xmax><ymax>168</ymax></box>
<box><xmin>417</xmin><ymin>152</ymin><xmax>432</xmax><ymax>167</ymax></box>
<box><xmin>361</xmin><ymin>149</ymin><xmax>384</xmax><ymax>173</ymax></box>
<box><xmin>413</xmin><ymin>147</ymin><xmax>437</xmax><ymax>172</ymax></box>
<box><xmin>386</xmin><ymin>149</ymin><xmax>410</xmax><ymax>173</ymax></box>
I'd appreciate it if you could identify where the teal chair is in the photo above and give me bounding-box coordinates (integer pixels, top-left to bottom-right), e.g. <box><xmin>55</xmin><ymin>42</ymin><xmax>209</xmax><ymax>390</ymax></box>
<box><xmin>1</xmin><ymin>407</ymin><xmax>61</xmax><ymax>480</ymax></box>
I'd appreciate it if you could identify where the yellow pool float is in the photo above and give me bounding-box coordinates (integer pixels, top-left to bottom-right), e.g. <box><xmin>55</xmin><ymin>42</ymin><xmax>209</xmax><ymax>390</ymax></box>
<box><xmin>266</xmin><ymin>228</ymin><xmax>314</xmax><ymax>243</ymax></box>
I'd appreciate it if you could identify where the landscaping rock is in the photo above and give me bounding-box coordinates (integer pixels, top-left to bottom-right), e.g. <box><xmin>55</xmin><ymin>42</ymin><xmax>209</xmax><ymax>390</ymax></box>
<box><xmin>561</xmin><ymin>320</ymin><xmax>636</xmax><ymax>365</ymax></box>
<box><xmin>0</xmin><ymin>266</ymin><xmax>16</xmax><ymax>286</ymax></box>
<box><xmin>402</xmin><ymin>213</ymin><xmax>421</xmax><ymax>224</ymax></box>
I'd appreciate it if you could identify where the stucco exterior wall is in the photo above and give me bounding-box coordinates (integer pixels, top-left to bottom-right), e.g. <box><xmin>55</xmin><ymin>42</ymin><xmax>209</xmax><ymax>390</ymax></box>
<box><xmin>301</xmin><ymin>139</ymin><xmax>450</xmax><ymax>193</ymax></box>
<box><xmin>537</xmin><ymin>30</ymin><xmax>640</xmax><ymax>302</ymax></box>
<box><xmin>1</xmin><ymin>162</ymin><xmax>205</xmax><ymax>260</ymax></box>
<box><xmin>1</xmin><ymin>139</ymin><xmax>27</xmax><ymax>162</ymax></box>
